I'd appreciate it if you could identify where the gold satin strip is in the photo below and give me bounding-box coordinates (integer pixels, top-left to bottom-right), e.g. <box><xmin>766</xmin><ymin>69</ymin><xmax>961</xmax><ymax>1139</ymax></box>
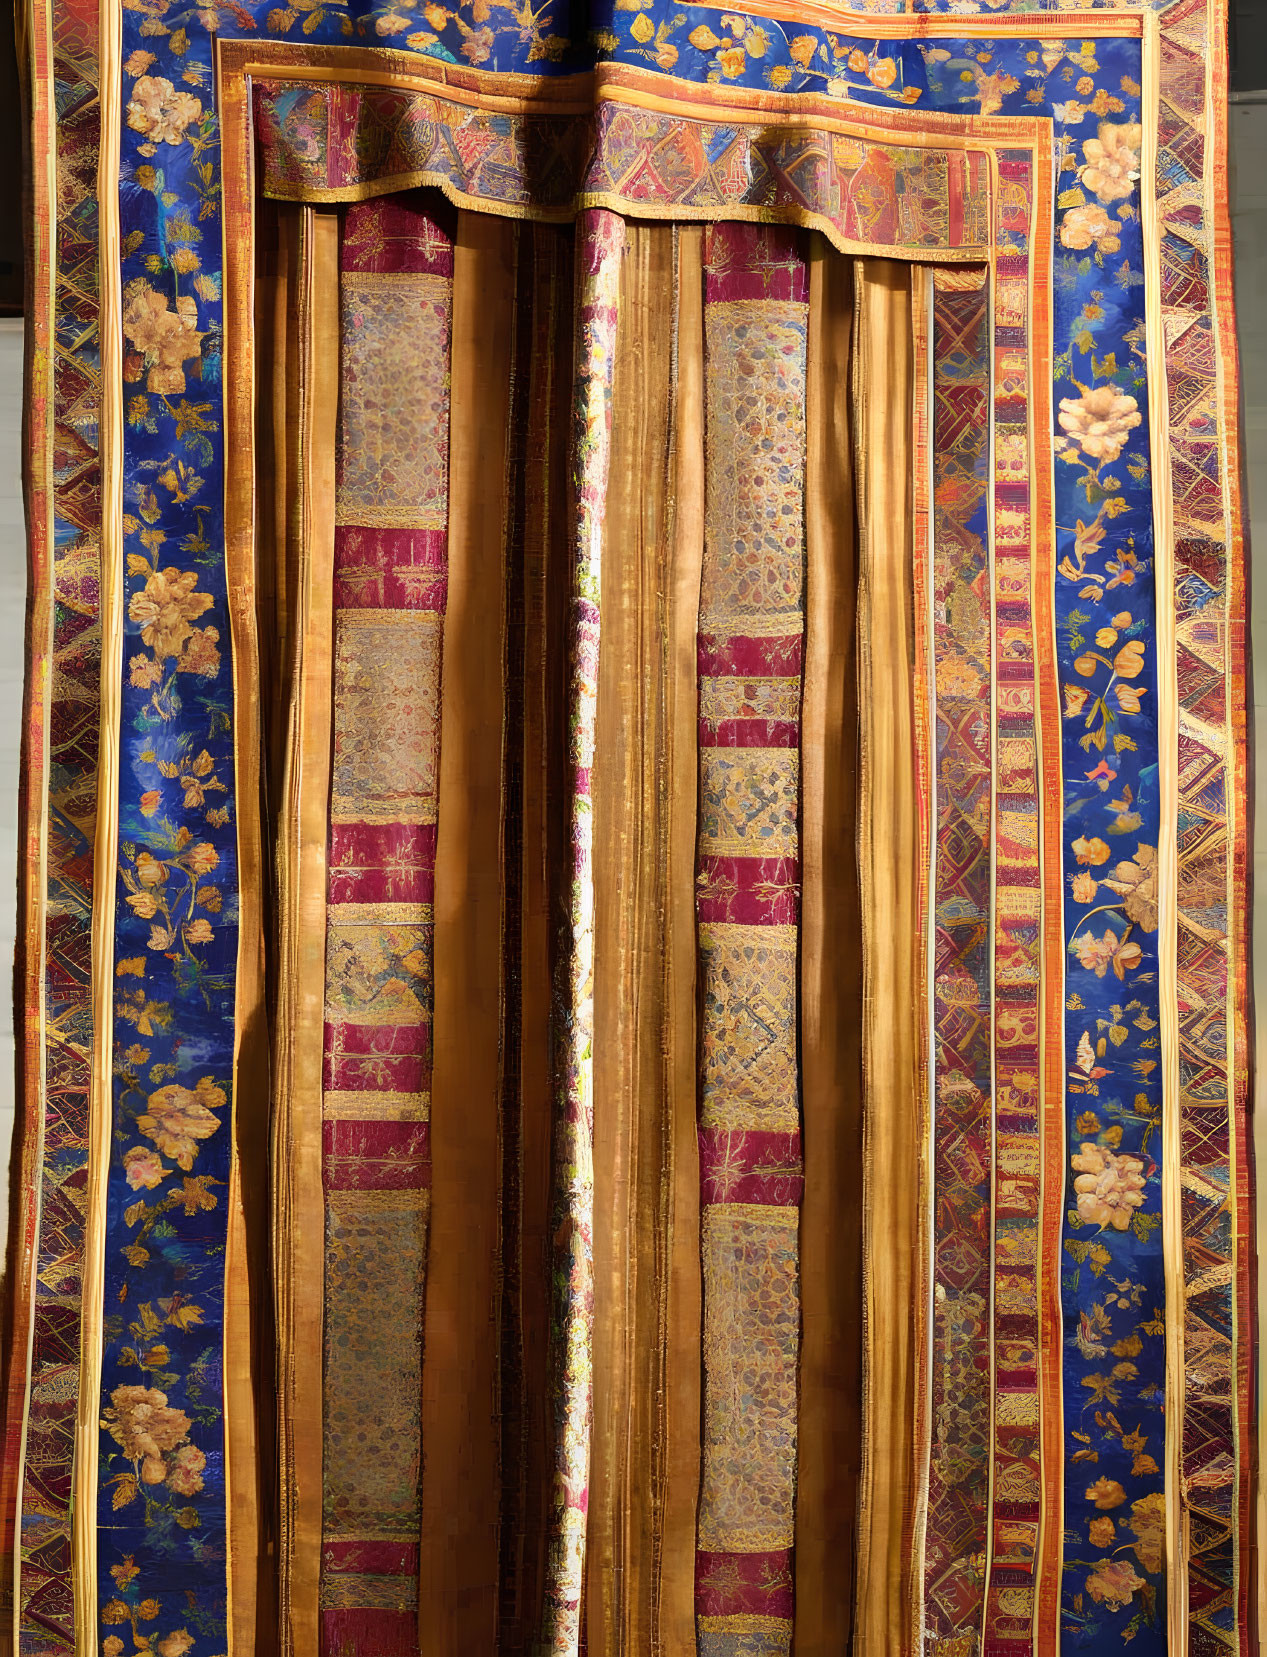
<box><xmin>794</xmin><ymin>239</ymin><xmax>861</xmax><ymax>1653</ymax></box>
<box><xmin>852</xmin><ymin>258</ymin><xmax>923</xmax><ymax>1657</ymax></box>
<box><xmin>1140</xmin><ymin>11</ymin><xmax>1187</xmax><ymax>1639</ymax></box>
<box><xmin>74</xmin><ymin>0</ymin><xmax>123</xmax><ymax>1639</ymax></box>
<box><xmin>589</xmin><ymin>221</ymin><xmax>702</xmax><ymax>1657</ymax></box>
<box><xmin>419</xmin><ymin>210</ymin><xmax>515</xmax><ymax>1652</ymax></box>
<box><xmin>221</xmin><ymin>87</ymin><xmax>298</xmax><ymax>1657</ymax></box>
<box><xmin>659</xmin><ymin>222</ymin><xmax>705</xmax><ymax>1657</ymax></box>
<box><xmin>589</xmin><ymin>219</ymin><xmax>673</xmax><ymax>1656</ymax></box>
<box><xmin>272</xmin><ymin>206</ymin><xmax>340</xmax><ymax>1657</ymax></box>
<box><xmin>500</xmin><ymin>223</ymin><xmax>575</xmax><ymax>1641</ymax></box>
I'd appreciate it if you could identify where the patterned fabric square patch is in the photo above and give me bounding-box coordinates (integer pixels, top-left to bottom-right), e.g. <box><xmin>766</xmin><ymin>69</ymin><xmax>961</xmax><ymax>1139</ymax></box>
<box><xmin>336</xmin><ymin>270</ymin><xmax>452</xmax><ymax>530</ymax></box>
<box><xmin>699</xmin><ymin>924</ymin><xmax>798</xmax><ymax>1132</ymax></box>
<box><xmin>697</xmin><ymin>1621</ymin><xmax>792</xmax><ymax>1656</ymax></box>
<box><xmin>699</xmin><ymin>749</ymin><xmax>798</xmax><ymax>858</ymax></box>
<box><xmin>698</xmin><ymin>1204</ymin><xmax>799</xmax><ymax>1553</ymax></box>
<box><xmin>700</xmin><ymin>305</ymin><xmax>807</xmax><ymax>631</ymax></box>
<box><xmin>323</xmin><ymin>1192</ymin><xmax>429</xmax><ymax>1537</ymax></box>
<box><xmin>331</xmin><ymin>610</ymin><xmax>442</xmax><ymax>824</ymax></box>
<box><xmin>324</xmin><ymin>917</ymin><xmax>432</xmax><ymax>1026</ymax></box>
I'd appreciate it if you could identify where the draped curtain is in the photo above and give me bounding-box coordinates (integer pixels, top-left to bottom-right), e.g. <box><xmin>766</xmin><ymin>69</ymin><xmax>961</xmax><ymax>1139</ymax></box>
<box><xmin>250</xmin><ymin>191</ymin><xmax>922</xmax><ymax>1654</ymax></box>
<box><xmin>7</xmin><ymin>6</ymin><xmax>1252</xmax><ymax>1656</ymax></box>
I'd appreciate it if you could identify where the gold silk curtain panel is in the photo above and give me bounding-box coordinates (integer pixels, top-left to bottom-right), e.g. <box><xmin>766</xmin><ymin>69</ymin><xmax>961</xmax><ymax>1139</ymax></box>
<box><xmin>251</xmin><ymin>194</ymin><xmax>917</xmax><ymax>1654</ymax></box>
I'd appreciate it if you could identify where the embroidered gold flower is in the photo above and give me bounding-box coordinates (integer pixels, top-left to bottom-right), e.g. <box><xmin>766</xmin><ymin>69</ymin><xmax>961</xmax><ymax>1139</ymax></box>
<box><xmin>1088</xmin><ymin>1516</ymin><xmax>1116</xmax><ymax>1547</ymax></box>
<box><xmin>135</xmin><ymin>851</ymin><xmax>168</xmax><ymax>887</ymax></box>
<box><xmin>121</xmin><ymin>278</ymin><xmax>204</xmax><ymax>394</ymax></box>
<box><xmin>103</xmin><ymin>1385</ymin><xmax>192</xmax><ymax>1462</ymax></box>
<box><xmin>124</xmin><ymin>1145</ymin><xmax>167</xmax><ymax>1191</ymax></box>
<box><xmin>103</xmin><ymin>1639</ymin><xmax>125</xmax><ymax>1657</ymax></box>
<box><xmin>1084</xmin><ymin>1475</ymin><xmax>1127</xmax><ymax>1510</ymax></box>
<box><xmin>789</xmin><ymin>35</ymin><xmax>816</xmax><ymax>67</ymax></box>
<box><xmin>166</xmin><ymin>1443</ymin><xmax>207</xmax><ymax>1496</ymax></box>
<box><xmin>157</xmin><ymin>1632</ymin><xmax>195</xmax><ymax>1657</ymax></box>
<box><xmin>129</xmin><ymin>568</ymin><xmax>213</xmax><ymax>661</ymax></box>
<box><xmin>1072</xmin><ymin>927</ymin><xmax>1122</xmax><ymax>978</ymax></box>
<box><xmin>1072</xmin><ymin>835</ymin><xmax>1111</xmax><ymax>866</ymax></box>
<box><xmin>186</xmin><ymin>842</ymin><xmax>219</xmax><ymax>877</ymax></box>
<box><xmin>129</xmin><ymin>653</ymin><xmax>164</xmax><ymax>689</ymax></box>
<box><xmin>1109</xmin><ymin>645</ymin><xmax>1144</xmax><ymax>687</ymax></box>
<box><xmin>125</xmin><ymin>76</ymin><xmax>203</xmax><ymax>150</ymax></box>
<box><xmin>869</xmin><ymin>56</ymin><xmax>897</xmax><ymax>88</ymax></box>
<box><xmin>176</xmin><ymin>624</ymin><xmax>221</xmax><ymax>677</ymax></box>
<box><xmin>137</xmin><ymin>1076</ymin><xmax>225</xmax><ymax>1169</ymax></box>
<box><xmin>1128</xmin><ymin>1490</ymin><xmax>1166</xmax><ymax>1573</ymax></box>
<box><xmin>1057</xmin><ymin>385</ymin><xmax>1142</xmax><ymax>464</ymax></box>
<box><xmin>718</xmin><ymin>45</ymin><xmax>746</xmax><ymax>77</ymax></box>
<box><xmin>1064</xmin><ymin>683</ymin><xmax>1090</xmax><ymax>717</ymax></box>
<box><xmin>1072</xmin><ymin>1143</ymin><xmax>1147</xmax><ymax>1230</ymax></box>
<box><xmin>1059</xmin><ymin>203</ymin><xmax>1122</xmax><ymax>256</ymax></box>
<box><xmin>1072</xmin><ymin>872</ymin><xmax>1098</xmax><ymax>904</ymax></box>
<box><xmin>1085</xmin><ymin>1558</ymin><xmax>1144</xmax><ymax>1609</ymax></box>
<box><xmin>1101</xmin><ymin>844</ymin><xmax>1158</xmax><ymax>931</ymax></box>
<box><xmin>1079</xmin><ymin>121</ymin><xmax>1142</xmax><ymax>204</ymax></box>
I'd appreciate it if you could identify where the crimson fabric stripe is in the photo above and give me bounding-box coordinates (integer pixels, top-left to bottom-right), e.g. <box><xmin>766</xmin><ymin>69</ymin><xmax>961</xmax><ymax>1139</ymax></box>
<box><xmin>319</xmin><ymin>193</ymin><xmax>454</xmax><ymax>1656</ymax></box>
<box><xmin>694</xmin><ymin>222</ymin><xmax>808</xmax><ymax>1657</ymax></box>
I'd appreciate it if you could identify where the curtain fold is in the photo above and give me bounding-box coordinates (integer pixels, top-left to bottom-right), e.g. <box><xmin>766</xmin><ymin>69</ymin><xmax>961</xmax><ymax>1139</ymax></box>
<box><xmin>589</xmin><ymin>218</ymin><xmax>702</xmax><ymax>1655</ymax></box>
<box><xmin>246</xmin><ymin>197</ymin><xmax>927</xmax><ymax>1657</ymax></box>
<box><xmin>794</xmin><ymin>240</ymin><xmax>862</xmax><ymax>1655</ymax></box>
<box><xmin>851</xmin><ymin>257</ymin><xmax>923</xmax><ymax>1656</ymax></box>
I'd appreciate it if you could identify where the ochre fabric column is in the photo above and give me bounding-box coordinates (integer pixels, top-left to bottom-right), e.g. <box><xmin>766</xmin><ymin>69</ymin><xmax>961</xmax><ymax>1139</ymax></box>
<box><xmin>588</xmin><ymin>221</ymin><xmax>703</xmax><ymax>1657</ymax></box>
<box><xmin>271</xmin><ymin>204</ymin><xmax>339</xmax><ymax>1657</ymax></box>
<box><xmin>793</xmin><ymin>240</ymin><xmax>862</xmax><ymax>1652</ymax></box>
<box><xmin>852</xmin><ymin>257</ymin><xmax>925</xmax><ymax>1656</ymax></box>
<box><xmin>419</xmin><ymin>209</ymin><xmax>515</xmax><ymax>1654</ymax></box>
<box><xmin>659</xmin><ymin>224</ymin><xmax>707</xmax><ymax>1654</ymax></box>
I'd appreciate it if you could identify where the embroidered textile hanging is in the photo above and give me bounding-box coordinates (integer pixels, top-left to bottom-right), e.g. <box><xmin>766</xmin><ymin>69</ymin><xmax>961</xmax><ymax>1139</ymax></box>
<box><xmin>3</xmin><ymin>1</ymin><xmax>1252</xmax><ymax>1654</ymax></box>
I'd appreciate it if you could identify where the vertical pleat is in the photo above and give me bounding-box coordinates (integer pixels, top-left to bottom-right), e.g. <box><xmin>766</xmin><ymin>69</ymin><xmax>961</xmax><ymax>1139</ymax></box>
<box><xmin>853</xmin><ymin>258</ymin><xmax>925</xmax><ymax>1657</ymax></box>
<box><xmin>272</xmin><ymin>204</ymin><xmax>339</xmax><ymax>1657</ymax></box>
<box><xmin>588</xmin><ymin>221</ymin><xmax>702</xmax><ymax>1657</ymax></box>
<box><xmin>497</xmin><ymin>221</ymin><xmax>575</xmax><ymax>1653</ymax></box>
<box><xmin>659</xmin><ymin>224</ymin><xmax>706</xmax><ymax>1656</ymax></box>
<box><xmin>419</xmin><ymin>209</ymin><xmax>516</xmax><ymax>1654</ymax></box>
<box><xmin>537</xmin><ymin>207</ymin><xmax>625</xmax><ymax>1656</ymax></box>
<box><xmin>793</xmin><ymin>240</ymin><xmax>862</xmax><ymax>1654</ymax></box>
